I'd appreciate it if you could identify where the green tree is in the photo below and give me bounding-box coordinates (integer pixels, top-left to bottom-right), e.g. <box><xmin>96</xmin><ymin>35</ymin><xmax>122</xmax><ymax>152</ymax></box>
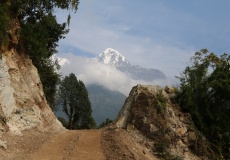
<box><xmin>176</xmin><ymin>49</ymin><xmax>230</xmax><ymax>159</ymax></box>
<box><xmin>75</xmin><ymin>81</ymin><xmax>96</xmax><ymax>129</ymax></box>
<box><xmin>0</xmin><ymin>0</ymin><xmax>79</xmax><ymax>110</ymax></box>
<box><xmin>58</xmin><ymin>73</ymin><xmax>95</xmax><ymax>130</ymax></box>
<box><xmin>99</xmin><ymin>118</ymin><xmax>113</xmax><ymax>128</ymax></box>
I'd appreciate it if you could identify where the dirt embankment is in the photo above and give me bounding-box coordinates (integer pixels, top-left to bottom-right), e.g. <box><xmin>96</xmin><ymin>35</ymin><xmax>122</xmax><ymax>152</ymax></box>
<box><xmin>102</xmin><ymin>127</ymin><xmax>157</xmax><ymax>160</ymax></box>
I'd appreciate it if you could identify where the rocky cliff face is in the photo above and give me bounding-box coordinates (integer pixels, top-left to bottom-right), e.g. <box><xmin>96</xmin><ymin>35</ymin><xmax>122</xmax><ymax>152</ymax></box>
<box><xmin>0</xmin><ymin>49</ymin><xmax>62</xmax><ymax>139</ymax></box>
<box><xmin>115</xmin><ymin>85</ymin><xmax>210</xmax><ymax>160</ymax></box>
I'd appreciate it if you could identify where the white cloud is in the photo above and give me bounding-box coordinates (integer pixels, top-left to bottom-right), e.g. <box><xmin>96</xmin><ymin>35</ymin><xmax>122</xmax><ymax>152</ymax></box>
<box><xmin>56</xmin><ymin>53</ymin><xmax>170</xmax><ymax>96</ymax></box>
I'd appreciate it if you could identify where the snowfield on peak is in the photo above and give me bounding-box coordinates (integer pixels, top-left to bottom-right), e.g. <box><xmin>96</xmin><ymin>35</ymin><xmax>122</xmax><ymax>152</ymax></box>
<box><xmin>95</xmin><ymin>48</ymin><xmax>129</xmax><ymax>66</ymax></box>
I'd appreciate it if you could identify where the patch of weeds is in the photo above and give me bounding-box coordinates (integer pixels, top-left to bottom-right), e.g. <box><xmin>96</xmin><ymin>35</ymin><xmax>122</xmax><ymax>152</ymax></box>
<box><xmin>0</xmin><ymin>115</ymin><xmax>7</xmax><ymax>124</ymax></box>
<box><xmin>155</xmin><ymin>137</ymin><xmax>170</xmax><ymax>153</ymax></box>
<box><xmin>186</xmin><ymin>123</ymin><xmax>219</xmax><ymax>159</ymax></box>
<box><xmin>155</xmin><ymin>150</ymin><xmax>183</xmax><ymax>160</ymax></box>
<box><xmin>154</xmin><ymin>137</ymin><xmax>183</xmax><ymax>160</ymax></box>
<box><xmin>155</xmin><ymin>90</ymin><xmax>168</xmax><ymax>114</ymax></box>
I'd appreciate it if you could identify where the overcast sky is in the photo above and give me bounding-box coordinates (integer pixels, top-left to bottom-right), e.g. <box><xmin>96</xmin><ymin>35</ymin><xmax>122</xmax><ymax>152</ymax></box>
<box><xmin>55</xmin><ymin>0</ymin><xmax>230</xmax><ymax>89</ymax></box>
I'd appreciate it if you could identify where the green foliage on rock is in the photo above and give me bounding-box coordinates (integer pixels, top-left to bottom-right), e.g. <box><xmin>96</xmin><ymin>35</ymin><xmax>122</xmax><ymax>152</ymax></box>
<box><xmin>155</xmin><ymin>90</ymin><xmax>168</xmax><ymax>114</ymax></box>
<box><xmin>58</xmin><ymin>73</ymin><xmax>96</xmax><ymax>130</ymax></box>
<box><xmin>154</xmin><ymin>136</ymin><xmax>183</xmax><ymax>160</ymax></box>
<box><xmin>176</xmin><ymin>49</ymin><xmax>230</xmax><ymax>159</ymax></box>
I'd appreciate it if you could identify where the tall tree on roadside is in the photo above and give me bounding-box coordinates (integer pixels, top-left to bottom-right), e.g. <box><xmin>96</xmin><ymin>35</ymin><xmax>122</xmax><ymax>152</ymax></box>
<box><xmin>176</xmin><ymin>49</ymin><xmax>230</xmax><ymax>159</ymax></box>
<box><xmin>75</xmin><ymin>81</ymin><xmax>96</xmax><ymax>129</ymax></box>
<box><xmin>58</xmin><ymin>73</ymin><xmax>95</xmax><ymax>129</ymax></box>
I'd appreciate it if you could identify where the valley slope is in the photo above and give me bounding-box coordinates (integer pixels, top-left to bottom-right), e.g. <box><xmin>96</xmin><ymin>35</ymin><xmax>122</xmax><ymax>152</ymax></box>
<box><xmin>87</xmin><ymin>84</ymin><xmax>126</xmax><ymax>125</ymax></box>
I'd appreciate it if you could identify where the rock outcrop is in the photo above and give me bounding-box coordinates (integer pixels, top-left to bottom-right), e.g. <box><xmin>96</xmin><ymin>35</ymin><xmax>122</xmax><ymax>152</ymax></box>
<box><xmin>0</xmin><ymin>49</ymin><xmax>63</xmax><ymax>148</ymax></box>
<box><xmin>115</xmin><ymin>84</ymin><xmax>210</xmax><ymax>160</ymax></box>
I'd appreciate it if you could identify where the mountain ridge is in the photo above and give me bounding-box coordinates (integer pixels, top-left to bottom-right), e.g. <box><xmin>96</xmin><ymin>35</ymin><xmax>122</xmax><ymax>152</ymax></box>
<box><xmin>56</xmin><ymin>48</ymin><xmax>167</xmax><ymax>82</ymax></box>
<box><xmin>94</xmin><ymin>48</ymin><xmax>167</xmax><ymax>81</ymax></box>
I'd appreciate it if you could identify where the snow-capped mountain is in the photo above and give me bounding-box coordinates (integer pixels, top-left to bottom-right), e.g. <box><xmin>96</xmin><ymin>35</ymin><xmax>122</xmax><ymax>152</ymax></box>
<box><xmin>95</xmin><ymin>48</ymin><xmax>129</xmax><ymax>66</ymax></box>
<box><xmin>94</xmin><ymin>48</ymin><xmax>166</xmax><ymax>81</ymax></box>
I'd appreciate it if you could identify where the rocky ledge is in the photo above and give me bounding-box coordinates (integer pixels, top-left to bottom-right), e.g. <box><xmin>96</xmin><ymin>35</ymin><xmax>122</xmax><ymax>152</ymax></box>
<box><xmin>115</xmin><ymin>84</ymin><xmax>211</xmax><ymax>160</ymax></box>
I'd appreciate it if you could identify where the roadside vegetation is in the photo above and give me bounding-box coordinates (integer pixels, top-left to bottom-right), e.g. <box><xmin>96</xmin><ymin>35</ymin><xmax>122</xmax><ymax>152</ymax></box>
<box><xmin>176</xmin><ymin>49</ymin><xmax>230</xmax><ymax>159</ymax></box>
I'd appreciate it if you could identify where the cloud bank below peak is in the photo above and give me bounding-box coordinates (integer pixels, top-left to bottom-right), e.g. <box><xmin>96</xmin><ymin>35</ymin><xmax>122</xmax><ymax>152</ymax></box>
<box><xmin>56</xmin><ymin>53</ymin><xmax>170</xmax><ymax>96</ymax></box>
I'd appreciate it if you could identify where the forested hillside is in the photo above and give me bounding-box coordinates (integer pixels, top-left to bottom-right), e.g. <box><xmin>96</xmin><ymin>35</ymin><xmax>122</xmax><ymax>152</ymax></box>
<box><xmin>87</xmin><ymin>84</ymin><xmax>127</xmax><ymax>125</ymax></box>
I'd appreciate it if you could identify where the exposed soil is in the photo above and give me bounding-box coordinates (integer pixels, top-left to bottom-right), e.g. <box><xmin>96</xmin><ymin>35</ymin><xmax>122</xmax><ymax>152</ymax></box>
<box><xmin>0</xmin><ymin>129</ymin><xmax>104</xmax><ymax>160</ymax></box>
<box><xmin>0</xmin><ymin>128</ymin><xmax>157</xmax><ymax>160</ymax></box>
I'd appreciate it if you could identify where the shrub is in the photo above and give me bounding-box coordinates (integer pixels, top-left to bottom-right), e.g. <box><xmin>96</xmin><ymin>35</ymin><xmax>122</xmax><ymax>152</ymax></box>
<box><xmin>155</xmin><ymin>90</ymin><xmax>168</xmax><ymax>114</ymax></box>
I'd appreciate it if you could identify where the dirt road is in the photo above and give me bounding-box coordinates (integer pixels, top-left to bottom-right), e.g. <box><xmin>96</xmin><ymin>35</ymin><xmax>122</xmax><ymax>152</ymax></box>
<box><xmin>31</xmin><ymin>130</ymin><xmax>104</xmax><ymax>160</ymax></box>
<box><xmin>1</xmin><ymin>129</ymin><xmax>105</xmax><ymax>160</ymax></box>
<box><xmin>0</xmin><ymin>128</ymin><xmax>157</xmax><ymax>160</ymax></box>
